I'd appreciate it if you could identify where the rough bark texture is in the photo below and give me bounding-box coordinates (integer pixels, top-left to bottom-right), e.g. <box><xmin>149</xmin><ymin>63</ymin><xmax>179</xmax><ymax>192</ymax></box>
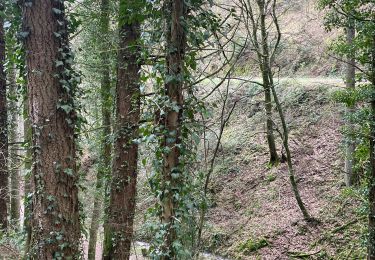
<box><xmin>0</xmin><ymin>3</ymin><xmax>8</xmax><ymax>232</ymax></box>
<box><xmin>344</xmin><ymin>22</ymin><xmax>357</xmax><ymax>187</ymax></box>
<box><xmin>23</xmin><ymin>0</ymin><xmax>80</xmax><ymax>258</ymax></box>
<box><xmin>88</xmin><ymin>0</ymin><xmax>111</xmax><ymax>258</ymax></box>
<box><xmin>160</xmin><ymin>0</ymin><xmax>187</xmax><ymax>258</ymax></box>
<box><xmin>102</xmin><ymin>2</ymin><xmax>141</xmax><ymax>259</ymax></box>
<box><xmin>8</xmin><ymin>66</ymin><xmax>21</xmax><ymax>228</ymax></box>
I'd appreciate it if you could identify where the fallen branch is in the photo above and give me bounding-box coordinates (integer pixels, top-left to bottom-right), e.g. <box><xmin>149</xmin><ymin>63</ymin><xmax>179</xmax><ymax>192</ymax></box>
<box><xmin>287</xmin><ymin>249</ymin><xmax>321</xmax><ymax>258</ymax></box>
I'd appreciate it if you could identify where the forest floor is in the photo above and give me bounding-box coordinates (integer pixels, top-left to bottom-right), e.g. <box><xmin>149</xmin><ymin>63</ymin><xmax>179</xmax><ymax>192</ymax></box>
<box><xmin>194</xmin><ymin>77</ymin><xmax>365</xmax><ymax>259</ymax></box>
<box><xmin>132</xmin><ymin>77</ymin><xmax>366</xmax><ymax>259</ymax></box>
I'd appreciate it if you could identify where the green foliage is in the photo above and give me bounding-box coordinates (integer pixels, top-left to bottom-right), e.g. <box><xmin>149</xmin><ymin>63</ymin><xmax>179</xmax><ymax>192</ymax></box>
<box><xmin>135</xmin><ymin>0</ymin><xmax>225</xmax><ymax>258</ymax></box>
<box><xmin>238</xmin><ymin>237</ymin><xmax>269</xmax><ymax>254</ymax></box>
<box><xmin>320</xmin><ymin>1</ymin><xmax>375</xmax><ymax>175</ymax></box>
<box><xmin>0</xmin><ymin>226</ymin><xmax>25</xmax><ymax>254</ymax></box>
<box><xmin>320</xmin><ymin>2</ymin><xmax>374</xmax><ymax>257</ymax></box>
<box><xmin>319</xmin><ymin>0</ymin><xmax>375</xmax><ymax>78</ymax></box>
<box><xmin>266</xmin><ymin>173</ymin><xmax>277</xmax><ymax>183</ymax></box>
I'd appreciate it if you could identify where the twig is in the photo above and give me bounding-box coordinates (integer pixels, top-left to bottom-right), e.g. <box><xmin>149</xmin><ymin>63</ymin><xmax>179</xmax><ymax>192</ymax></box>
<box><xmin>287</xmin><ymin>249</ymin><xmax>321</xmax><ymax>258</ymax></box>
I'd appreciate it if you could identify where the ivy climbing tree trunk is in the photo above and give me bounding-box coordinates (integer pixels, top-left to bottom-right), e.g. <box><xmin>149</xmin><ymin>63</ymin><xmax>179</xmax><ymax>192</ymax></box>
<box><xmin>0</xmin><ymin>2</ymin><xmax>8</xmax><ymax>232</ymax></box>
<box><xmin>344</xmin><ymin>20</ymin><xmax>357</xmax><ymax>187</ymax></box>
<box><xmin>88</xmin><ymin>0</ymin><xmax>112</xmax><ymax>258</ymax></box>
<box><xmin>23</xmin><ymin>0</ymin><xmax>81</xmax><ymax>258</ymax></box>
<box><xmin>160</xmin><ymin>0</ymin><xmax>187</xmax><ymax>258</ymax></box>
<box><xmin>23</xmin><ymin>94</ymin><xmax>33</xmax><ymax>257</ymax></box>
<box><xmin>8</xmin><ymin>65</ymin><xmax>20</xmax><ymax>229</ymax></box>
<box><xmin>103</xmin><ymin>1</ymin><xmax>141</xmax><ymax>259</ymax></box>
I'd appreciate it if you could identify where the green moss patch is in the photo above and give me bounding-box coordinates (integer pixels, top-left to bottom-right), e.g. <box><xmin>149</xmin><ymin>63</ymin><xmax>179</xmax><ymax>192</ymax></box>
<box><xmin>238</xmin><ymin>237</ymin><xmax>269</xmax><ymax>254</ymax></box>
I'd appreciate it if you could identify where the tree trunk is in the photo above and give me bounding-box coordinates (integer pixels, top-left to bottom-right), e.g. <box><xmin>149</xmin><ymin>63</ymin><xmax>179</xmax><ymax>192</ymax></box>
<box><xmin>257</xmin><ymin>0</ymin><xmax>279</xmax><ymax>165</ymax></box>
<box><xmin>8</xmin><ymin>65</ymin><xmax>20</xmax><ymax>229</ymax></box>
<box><xmin>102</xmin><ymin>2</ymin><xmax>141</xmax><ymax>259</ymax></box>
<box><xmin>23</xmin><ymin>0</ymin><xmax>80</xmax><ymax>258</ymax></box>
<box><xmin>344</xmin><ymin>20</ymin><xmax>357</xmax><ymax>186</ymax></box>
<box><xmin>160</xmin><ymin>0</ymin><xmax>187</xmax><ymax>258</ymax></box>
<box><xmin>0</xmin><ymin>2</ymin><xmax>8</xmax><ymax>232</ymax></box>
<box><xmin>88</xmin><ymin>0</ymin><xmax>111</xmax><ymax>259</ymax></box>
<box><xmin>264</xmin><ymin>77</ymin><xmax>279</xmax><ymax>165</ymax></box>
<box><xmin>269</xmin><ymin>76</ymin><xmax>311</xmax><ymax>220</ymax></box>
<box><xmin>23</xmin><ymin>95</ymin><xmax>33</xmax><ymax>257</ymax></box>
<box><xmin>88</xmin><ymin>195</ymin><xmax>103</xmax><ymax>260</ymax></box>
<box><xmin>257</xmin><ymin>0</ymin><xmax>310</xmax><ymax>220</ymax></box>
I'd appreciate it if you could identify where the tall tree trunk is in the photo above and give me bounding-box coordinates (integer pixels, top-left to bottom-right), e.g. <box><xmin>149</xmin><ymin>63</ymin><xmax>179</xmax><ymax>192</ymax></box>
<box><xmin>88</xmin><ymin>0</ymin><xmax>111</xmax><ymax>258</ymax></box>
<box><xmin>102</xmin><ymin>2</ymin><xmax>141</xmax><ymax>259</ymax></box>
<box><xmin>368</xmin><ymin>35</ymin><xmax>375</xmax><ymax>260</ymax></box>
<box><xmin>23</xmin><ymin>0</ymin><xmax>80</xmax><ymax>258</ymax></box>
<box><xmin>88</xmin><ymin>194</ymin><xmax>103</xmax><ymax>260</ymax></box>
<box><xmin>8</xmin><ymin>65</ymin><xmax>20</xmax><ymax>229</ymax></box>
<box><xmin>264</xmin><ymin>76</ymin><xmax>278</xmax><ymax>165</ymax></box>
<box><xmin>344</xmin><ymin>20</ymin><xmax>357</xmax><ymax>186</ymax></box>
<box><xmin>160</xmin><ymin>0</ymin><xmax>187</xmax><ymax>258</ymax></box>
<box><xmin>23</xmin><ymin>95</ymin><xmax>33</xmax><ymax>257</ymax></box>
<box><xmin>0</xmin><ymin>2</ymin><xmax>8</xmax><ymax>232</ymax></box>
<box><xmin>257</xmin><ymin>0</ymin><xmax>279</xmax><ymax>165</ymax></box>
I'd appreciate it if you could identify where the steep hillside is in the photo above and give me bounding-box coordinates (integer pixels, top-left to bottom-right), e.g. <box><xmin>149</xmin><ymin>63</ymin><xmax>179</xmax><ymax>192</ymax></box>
<box><xmin>199</xmin><ymin>78</ymin><xmax>365</xmax><ymax>259</ymax></box>
<box><xmin>128</xmin><ymin>78</ymin><xmax>365</xmax><ymax>260</ymax></box>
<box><xmin>235</xmin><ymin>0</ymin><xmax>341</xmax><ymax>77</ymax></box>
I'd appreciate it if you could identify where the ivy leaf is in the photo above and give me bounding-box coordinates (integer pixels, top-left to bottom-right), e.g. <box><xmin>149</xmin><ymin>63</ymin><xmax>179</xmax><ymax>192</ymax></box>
<box><xmin>52</xmin><ymin>8</ymin><xmax>62</xmax><ymax>15</ymax></box>
<box><xmin>59</xmin><ymin>104</ymin><xmax>73</xmax><ymax>113</ymax></box>
<box><xmin>3</xmin><ymin>21</ymin><xmax>11</xmax><ymax>29</ymax></box>
<box><xmin>63</xmin><ymin>168</ymin><xmax>74</xmax><ymax>176</ymax></box>
<box><xmin>55</xmin><ymin>60</ymin><xmax>64</xmax><ymax>67</ymax></box>
<box><xmin>143</xmin><ymin>154</ymin><xmax>151</xmax><ymax>164</ymax></box>
<box><xmin>18</xmin><ymin>31</ymin><xmax>29</xmax><ymax>38</ymax></box>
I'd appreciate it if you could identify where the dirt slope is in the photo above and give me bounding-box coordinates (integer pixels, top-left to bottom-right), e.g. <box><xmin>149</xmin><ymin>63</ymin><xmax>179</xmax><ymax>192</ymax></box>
<box><xmin>200</xmin><ymin>79</ymin><xmax>364</xmax><ymax>259</ymax></box>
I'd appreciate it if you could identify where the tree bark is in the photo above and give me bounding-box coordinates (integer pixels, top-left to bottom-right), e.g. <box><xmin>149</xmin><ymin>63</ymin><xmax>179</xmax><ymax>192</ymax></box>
<box><xmin>23</xmin><ymin>0</ymin><xmax>80</xmax><ymax>258</ymax></box>
<box><xmin>102</xmin><ymin>2</ymin><xmax>141</xmax><ymax>259</ymax></box>
<box><xmin>23</xmin><ymin>95</ymin><xmax>33</xmax><ymax>257</ymax></box>
<box><xmin>257</xmin><ymin>0</ymin><xmax>279</xmax><ymax>165</ymax></box>
<box><xmin>88</xmin><ymin>0</ymin><xmax>111</xmax><ymax>258</ymax></box>
<box><xmin>88</xmin><ymin>195</ymin><xmax>103</xmax><ymax>260</ymax></box>
<box><xmin>0</xmin><ymin>2</ymin><xmax>8</xmax><ymax>232</ymax></box>
<box><xmin>160</xmin><ymin>0</ymin><xmax>187</xmax><ymax>258</ymax></box>
<box><xmin>269</xmin><ymin>75</ymin><xmax>311</xmax><ymax>220</ymax></box>
<box><xmin>8</xmin><ymin>65</ymin><xmax>20</xmax><ymax>228</ymax></box>
<box><xmin>259</xmin><ymin>0</ymin><xmax>310</xmax><ymax>221</ymax></box>
<box><xmin>344</xmin><ymin>20</ymin><xmax>357</xmax><ymax>186</ymax></box>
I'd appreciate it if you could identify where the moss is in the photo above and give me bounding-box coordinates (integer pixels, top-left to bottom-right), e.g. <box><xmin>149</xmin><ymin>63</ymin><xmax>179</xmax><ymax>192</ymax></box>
<box><xmin>238</xmin><ymin>237</ymin><xmax>269</xmax><ymax>254</ymax></box>
<box><xmin>266</xmin><ymin>173</ymin><xmax>277</xmax><ymax>183</ymax></box>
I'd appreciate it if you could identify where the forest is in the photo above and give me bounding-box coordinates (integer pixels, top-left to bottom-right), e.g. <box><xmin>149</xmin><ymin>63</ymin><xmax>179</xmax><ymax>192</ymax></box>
<box><xmin>0</xmin><ymin>0</ymin><xmax>374</xmax><ymax>259</ymax></box>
